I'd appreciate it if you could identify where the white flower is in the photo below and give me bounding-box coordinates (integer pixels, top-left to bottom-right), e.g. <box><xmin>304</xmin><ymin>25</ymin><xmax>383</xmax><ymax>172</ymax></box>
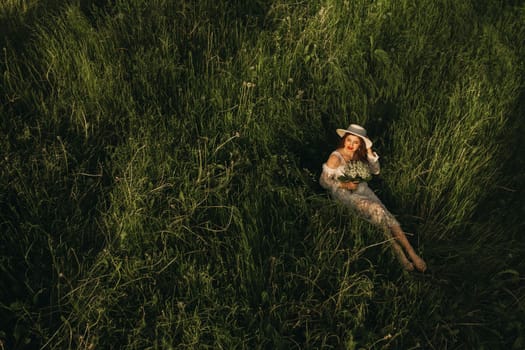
<box><xmin>338</xmin><ymin>161</ymin><xmax>371</xmax><ymax>183</ymax></box>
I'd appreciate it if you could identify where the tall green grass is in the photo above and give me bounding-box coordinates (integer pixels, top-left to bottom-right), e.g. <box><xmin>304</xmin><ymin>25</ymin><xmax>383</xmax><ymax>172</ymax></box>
<box><xmin>1</xmin><ymin>0</ymin><xmax>524</xmax><ymax>349</ymax></box>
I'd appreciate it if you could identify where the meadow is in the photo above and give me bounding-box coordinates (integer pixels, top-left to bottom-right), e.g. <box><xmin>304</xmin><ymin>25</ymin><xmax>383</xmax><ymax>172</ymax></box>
<box><xmin>1</xmin><ymin>0</ymin><xmax>524</xmax><ymax>348</ymax></box>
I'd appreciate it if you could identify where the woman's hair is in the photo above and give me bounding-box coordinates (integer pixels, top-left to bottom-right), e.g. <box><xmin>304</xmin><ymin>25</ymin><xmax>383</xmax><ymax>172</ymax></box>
<box><xmin>337</xmin><ymin>133</ymin><xmax>368</xmax><ymax>162</ymax></box>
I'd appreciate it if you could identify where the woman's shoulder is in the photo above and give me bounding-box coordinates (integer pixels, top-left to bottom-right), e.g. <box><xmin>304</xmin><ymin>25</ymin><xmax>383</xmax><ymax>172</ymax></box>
<box><xmin>326</xmin><ymin>150</ymin><xmax>344</xmax><ymax>168</ymax></box>
<box><xmin>331</xmin><ymin>149</ymin><xmax>346</xmax><ymax>159</ymax></box>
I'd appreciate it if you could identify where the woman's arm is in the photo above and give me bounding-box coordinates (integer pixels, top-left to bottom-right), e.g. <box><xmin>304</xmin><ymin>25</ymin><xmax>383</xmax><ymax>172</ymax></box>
<box><xmin>367</xmin><ymin>149</ymin><xmax>380</xmax><ymax>175</ymax></box>
<box><xmin>319</xmin><ymin>154</ymin><xmax>341</xmax><ymax>192</ymax></box>
<box><xmin>320</xmin><ymin>154</ymin><xmax>357</xmax><ymax>191</ymax></box>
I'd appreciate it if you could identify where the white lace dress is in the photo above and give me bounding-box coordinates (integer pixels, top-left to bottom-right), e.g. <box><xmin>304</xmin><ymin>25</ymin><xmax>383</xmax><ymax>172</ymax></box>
<box><xmin>319</xmin><ymin>150</ymin><xmax>399</xmax><ymax>229</ymax></box>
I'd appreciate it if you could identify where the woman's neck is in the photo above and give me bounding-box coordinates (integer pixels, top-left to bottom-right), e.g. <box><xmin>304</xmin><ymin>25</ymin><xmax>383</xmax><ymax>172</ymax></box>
<box><xmin>338</xmin><ymin>148</ymin><xmax>355</xmax><ymax>161</ymax></box>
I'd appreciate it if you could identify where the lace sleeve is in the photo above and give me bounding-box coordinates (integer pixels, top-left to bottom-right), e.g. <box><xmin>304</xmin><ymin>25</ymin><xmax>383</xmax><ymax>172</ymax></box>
<box><xmin>367</xmin><ymin>152</ymin><xmax>380</xmax><ymax>175</ymax></box>
<box><xmin>319</xmin><ymin>163</ymin><xmax>341</xmax><ymax>192</ymax></box>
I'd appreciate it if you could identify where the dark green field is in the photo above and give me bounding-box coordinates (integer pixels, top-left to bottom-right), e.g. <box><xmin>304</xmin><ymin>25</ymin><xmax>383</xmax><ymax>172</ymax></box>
<box><xmin>1</xmin><ymin>0</ymin><xmax>524</xmax><ymax>349</ymax></box>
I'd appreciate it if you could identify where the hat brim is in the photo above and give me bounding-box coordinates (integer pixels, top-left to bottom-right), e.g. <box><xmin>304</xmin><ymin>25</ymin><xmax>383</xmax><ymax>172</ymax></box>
<box><xmin>336</xmin><ymin>129</ymin><xmax>373</xmax><ymax>148</ymax></box>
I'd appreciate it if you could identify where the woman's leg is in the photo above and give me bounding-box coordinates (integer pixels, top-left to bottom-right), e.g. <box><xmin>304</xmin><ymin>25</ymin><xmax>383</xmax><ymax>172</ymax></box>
<box><xmin>334</xmin><ymin>190</ymin><xmax>427</xmax><ymax>271</ymax></box>
<box><xmin>390</xmin><ymin>225</ymin><xmax>427</xmax><ymax>272</ymax></box>
<box><xmin>354</xmin><ymin>200</ymin><xmax>424</xmax><ymax>271</ymax></box>
<box><xmin>389</xmin><ymin>236</ymin><xmax>414</xmax><ymax>271</ymax></box>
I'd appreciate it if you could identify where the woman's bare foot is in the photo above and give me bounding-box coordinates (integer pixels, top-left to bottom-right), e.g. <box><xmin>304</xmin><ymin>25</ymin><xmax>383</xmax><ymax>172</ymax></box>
<box><xmin>410</xmin><ymin>255</ymin><xmax>427</xmax><ymax>272</ymax></box>
<box><xmin>389</xmin><ymin>226</ymin><xmax>427</xmax><ymax>272</ymax></box>
<box><xmin>392</xmin><ymin>242</ymin><xmax>415</xmax><ymax>271</ymax></box>
<box><xmin>401</xmin><ymin>259</ymin><xmax>415</xmax><ymax>271</ymax></box>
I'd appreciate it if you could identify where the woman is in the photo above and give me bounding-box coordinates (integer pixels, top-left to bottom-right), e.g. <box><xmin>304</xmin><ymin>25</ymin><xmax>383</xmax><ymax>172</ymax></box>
<box><xmin>320</xmin><ymin>124</ymin><xmax>427</xmax><ymax>272</ymax></box>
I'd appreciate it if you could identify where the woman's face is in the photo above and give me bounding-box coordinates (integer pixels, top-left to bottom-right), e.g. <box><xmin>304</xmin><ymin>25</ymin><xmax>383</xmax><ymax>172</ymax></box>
<box><xmin>344</xmin><ymin>134</ymin><xmax>361</xmax><ymax>153</ymax></box>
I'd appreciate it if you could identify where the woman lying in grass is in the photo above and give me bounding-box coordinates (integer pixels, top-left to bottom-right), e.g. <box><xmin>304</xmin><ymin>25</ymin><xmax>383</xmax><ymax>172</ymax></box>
<box><xmin>320</xmin><ymin>124</ymin><xmax>427</xmax><ymax>272</ymax></box>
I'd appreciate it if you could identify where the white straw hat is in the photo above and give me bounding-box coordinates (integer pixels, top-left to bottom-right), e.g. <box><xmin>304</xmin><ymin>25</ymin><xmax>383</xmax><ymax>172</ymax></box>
<box><xmin>336</xmin><ymin>124</ymin><xmax>373</xmax><ymax>148</ymax></box>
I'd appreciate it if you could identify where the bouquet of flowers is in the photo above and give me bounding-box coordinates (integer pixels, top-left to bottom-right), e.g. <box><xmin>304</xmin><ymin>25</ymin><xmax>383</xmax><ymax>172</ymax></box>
<box><xmin>338</xmin><ymin>160</ymin><xmax>372</xmax><ymax>183</ymax></box>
